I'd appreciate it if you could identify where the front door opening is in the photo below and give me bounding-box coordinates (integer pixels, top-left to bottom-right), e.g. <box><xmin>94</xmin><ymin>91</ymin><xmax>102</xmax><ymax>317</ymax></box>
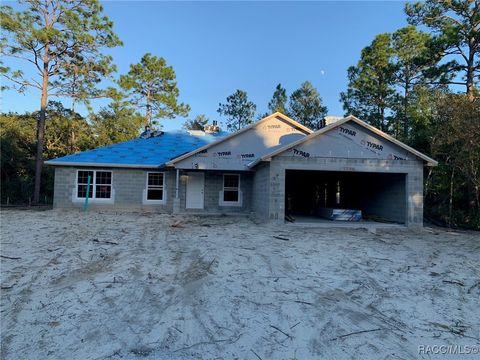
<box><xmin>186</xmin><ymin>172</ymin><xmax>205</xmax><ymax>209</ymax></box>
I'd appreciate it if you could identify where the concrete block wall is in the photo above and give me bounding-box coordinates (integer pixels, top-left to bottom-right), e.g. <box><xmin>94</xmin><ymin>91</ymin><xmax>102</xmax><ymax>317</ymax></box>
<box><xmin>178</xmin><ymin>171</ymin><xmax>253</xmax><ymax>214</ymax></box>
<box><xmin>53</xmin><ymin>167</ymin><xmax>76</xmax><ymax>208</ymax></box>
<box><xmin>52</xmin><ymin>157</ymin><xmax>425</xmax><ymax>226</ymax></box>
<box><xmin>53</xmin><ymin>167</ymin><xmax>175</xmax><ymax>212</ymax></box>
<box><xmin>361</xmin><ymin>173</ymin><xmax>406</xmax><ymax>223</ymax></box>
<box><xmin>406</xmin><ymin>166</ymin><xmax>424</xmax><ymax>225</ymax></box>
<box><xmin>269</xmin><ymin>157</ymin><xmax>425</xmax><ymax>227</ymax></box>
<box><xmin>252</xmin><ymin>163</ymin><xmax>270</xmax><ymax>220</ymax></box>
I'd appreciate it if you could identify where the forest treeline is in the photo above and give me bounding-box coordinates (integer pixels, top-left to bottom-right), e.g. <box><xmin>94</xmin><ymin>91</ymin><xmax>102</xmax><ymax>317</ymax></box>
<box><xmin>1</xmin><ymin>0</ymin><xmax>479</xmax><ymax>229</ymax></box>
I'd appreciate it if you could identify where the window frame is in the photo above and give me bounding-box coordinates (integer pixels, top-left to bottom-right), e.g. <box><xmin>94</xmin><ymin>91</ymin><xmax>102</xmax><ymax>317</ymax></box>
<box><xmin>74</xmin><ymin>169</ymin><xmax>113</xmax><ymax>203</ymax></box>
<box><xmin>220</xmin><ymin>173</ymin><xmax>242</xmax><ymax>206</ymax></box>
<box><xmin>143</xmin><ymin>171</ymin><xmax>166</xmax><ymax>204</ymax></box>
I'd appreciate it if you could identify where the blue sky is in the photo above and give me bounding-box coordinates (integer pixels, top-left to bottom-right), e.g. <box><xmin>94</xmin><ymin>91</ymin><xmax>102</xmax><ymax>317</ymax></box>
<box><xmin>2</xmin><ymin>1</ymin><xmax>408</xmax><ymax>130</ymax></box>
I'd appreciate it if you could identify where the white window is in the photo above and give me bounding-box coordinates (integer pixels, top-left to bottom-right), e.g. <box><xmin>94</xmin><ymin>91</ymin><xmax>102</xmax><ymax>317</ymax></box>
<box><xmin>145</xmin><ymin>172</ymin><xmax>165</xmax><ymax>202</ymax></box>
<box><xmin>76</xmin><ymin>170</ymin><xmax>112</xmax><ymax>200</ymax></box>
<box><xmin>223</xmin><ymin>174</ymin><xmax>240</xmax><ymax>203</ymax></box>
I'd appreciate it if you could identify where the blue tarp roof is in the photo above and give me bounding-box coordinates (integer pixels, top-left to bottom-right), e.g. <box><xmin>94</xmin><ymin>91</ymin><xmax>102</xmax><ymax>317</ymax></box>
<box><xmin>46</xmin><ymin>131</ymin><xmax>225</xmax><ymax>167</ymax></box>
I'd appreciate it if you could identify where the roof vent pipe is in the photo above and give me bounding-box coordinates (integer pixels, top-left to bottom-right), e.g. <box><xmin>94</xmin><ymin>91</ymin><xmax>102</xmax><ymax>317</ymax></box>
<box><xmin>204</xmin><ymin>122</ymin><xmax>220</xmax><ymax>133</ymax></box>
<box><xmin>323</xmin><ymin>116</ymin><xmax>343</xmax><ymax>126</ymax></box>
<box><xmin>140</xmin><ymin>125</ymin><xmax>163</xmax><ymax>138</ymax></box>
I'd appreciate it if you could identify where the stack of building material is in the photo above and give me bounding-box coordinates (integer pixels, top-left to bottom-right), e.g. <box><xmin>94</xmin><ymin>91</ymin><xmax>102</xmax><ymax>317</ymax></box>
<box><xmin>317</xmin><ymin>208</ymin><xmax>362</xmax><ymax>221</ymax></box>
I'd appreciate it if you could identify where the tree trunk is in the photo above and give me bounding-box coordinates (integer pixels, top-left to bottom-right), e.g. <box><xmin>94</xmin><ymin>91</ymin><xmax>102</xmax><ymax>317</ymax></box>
<box><xmin>468</xmin><ymin>159</ymin><xmax>480</xmax><ymax>212</ymax></box>
<box><xmin>33</xmin><ymin>47</ymin><xmax>49</xmax><ymax>204</ymax></box>
<box><xmin>70</xmin><ymin>68</ymin><xmax>77</xmax><ymax>153</ymax></box>
<box><xmin>466</xmin><ymin>65</ymin><xmax>475</xmax><ymax>101</ymax></box>
<box><xmin>146</xmin><ymin>86</ymin><xmax>152</xmax><ymax>126</ymax></box>
<box><xmin>403</xmin><ymin>81</ymin><xmax>410</xmax><ymax>141</ymax></box>
<box><xmin>424</xmin><ymin>167</ymin><xmax>433</xmax><ymax>199</ymax></box>
<box><xmin>473</xmin><ymin>159</ymin><xmax>480</xmax><ymax>212</ymax></box>
<box><xmin>380</xmin><ymin>106</ymin><xmax>385</xmax><ymax>132</ymax></box>
<box><xmin>70</xmin><ymin>98</ymin><xmax>76</xmax><ymax>153</ymax></box>
<box><xmin>466</xmin><ymin>38</ymin><xmax>475</xmax><ymax>101</ymax></box>
<box><xmin>395</xmin><ymin>113</ymin><xmax>400</xmax><ymax>138</ymax></box>
<box><xmin>448</xmin><ymin>165</ymin><xmax>455</xmax><ymax>228</ymax></box>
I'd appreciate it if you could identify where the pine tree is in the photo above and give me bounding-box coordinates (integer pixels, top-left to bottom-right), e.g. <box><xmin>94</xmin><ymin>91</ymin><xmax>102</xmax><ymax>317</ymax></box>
<box><xmin>391</xmin><ymin>26</ymin><xmax>447</xmax><ymax>139</ymax></box>
<box><xmin>268</xmin><ymin>84</ymin><xmax>288</xmax><ymax>115</ymax></box>
<box><xmin>119</xmin><ymin>53</ymin><xmax>190</xmax><ymax>127</ymax></box>
<box><xmin>91</xmin><ymin>101</ymin><xmax>146</xmax><ymax>146</ymax></box>
<box><xmin>183</xmin><ymin>115</ymin><xmax>210</xmax><ymax>131</ymax></box>
<box><xmin>289</xmin><ymin>81</ymin><xmax>328</xmax><ymax>130</ymax></box>
<box><xmin>340</xmin><ymin>34</ymin><xmax>396</xmax><ymax>131</ymax></box>
<box><xmin>406</xmin><ymin>0</ymin><xmax>480</xmax><ymax>100</ymax></box>
<box><xmin>217</xmin><ymin>90</ymin><xmax>256</xmax><ymax>132</ymax></box>
<box><xmin>0</xmin><ymin>0</ymin><xmax>121</xmax><ymax>203</ymax></box>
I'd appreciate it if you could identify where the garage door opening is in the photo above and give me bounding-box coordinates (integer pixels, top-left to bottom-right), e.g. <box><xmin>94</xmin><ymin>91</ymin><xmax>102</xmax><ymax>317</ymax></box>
<box><xmin>285</xmin><ymin>170</ymin><xmax>406</xmax><ymax>224</ymax></box>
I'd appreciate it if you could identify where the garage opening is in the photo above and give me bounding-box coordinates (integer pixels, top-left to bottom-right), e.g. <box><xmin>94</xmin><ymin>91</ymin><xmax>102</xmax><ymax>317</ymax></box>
<box><xmin>285</xmin><ymin>170</ymin><xmax>406</xmax><ymax>224</ymax></box>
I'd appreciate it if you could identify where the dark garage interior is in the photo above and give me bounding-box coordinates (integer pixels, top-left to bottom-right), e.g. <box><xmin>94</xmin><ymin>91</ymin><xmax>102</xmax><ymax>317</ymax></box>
<box><xmin>285</xmin><ymin>170</ymin><xmax>407</xmax><ymax>224</ymax></box>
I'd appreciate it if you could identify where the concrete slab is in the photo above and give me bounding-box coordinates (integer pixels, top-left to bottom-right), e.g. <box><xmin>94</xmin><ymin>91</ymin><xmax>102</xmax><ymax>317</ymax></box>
<box><xmin>286</xmin><ymin>215</ymin><xmax>406</xmax><ymax>231</ymax></box>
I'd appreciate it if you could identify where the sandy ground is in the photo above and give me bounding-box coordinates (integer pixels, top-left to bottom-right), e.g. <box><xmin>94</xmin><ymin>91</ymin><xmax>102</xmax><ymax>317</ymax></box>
<box><xmin>1</xmin><ymin>210</ymin><xmax>479</xmax><ymax>360</ymax></box>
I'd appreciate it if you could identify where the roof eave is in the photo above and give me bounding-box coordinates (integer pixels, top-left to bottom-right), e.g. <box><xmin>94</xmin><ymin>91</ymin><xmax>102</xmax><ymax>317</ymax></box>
<box><xmin>247</xmin><ymin>158</ymin><xmax>271</xmax><ymax>169</ymax></box>
<box><xmin>346</xmin><ymin>115</ymin><xmax>438</xmax><ymax>166</ymax></box>
<box><xmin>45</xmin><ymin>161</ymin><xmax>165</xmax><ymax>169</ymax></box>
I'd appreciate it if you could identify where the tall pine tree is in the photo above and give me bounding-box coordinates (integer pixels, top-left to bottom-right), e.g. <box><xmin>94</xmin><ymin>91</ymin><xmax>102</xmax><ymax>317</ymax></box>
<box><xmin>217</xmin><ymin>90</ymin><xmax>256</xmax><ymax>132</ymax></box>
<box><xmin>119</xmin><ymin>53</ymin><xmax>190</xmax><ymax>127</ymax></box>
<box><xmin>391</xmin><ymin>26</ymin><xmax>446</xmax><ymax>139</ymax></box>
<box><xmin>288</xmin><ymin>81</ymin><xmax>327</xmax><ymax>130</ymax></box>
<box><xmin>90</xmin><ymin>101</ymin><xmax>145</xmax><ymax>146</ymax></box>
<box><xmin>1</xmin><ymin>0</ymin><xmax>121</xmax><ymax>203</ymax></box>
<box><xmin>406</xmin><ymin>0</ymin><xmax>479</xmax><ymax>101</ymax></box>
<box><xmin>268</xmin><ymin>83</ymin><xmax>288</xmax><ymax>114</ymax></box>
<box><xmin>340</xmin><ymin>33</ymin><xmax>396</xmax><ymax>131</ymax></box>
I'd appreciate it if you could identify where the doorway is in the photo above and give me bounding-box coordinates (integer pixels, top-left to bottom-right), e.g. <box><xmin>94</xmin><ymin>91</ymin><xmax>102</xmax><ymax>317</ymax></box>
<box><xmin>186</xmin><ymin>172</ymin><xmax>204</xmax><ymax>209</ymax></box>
